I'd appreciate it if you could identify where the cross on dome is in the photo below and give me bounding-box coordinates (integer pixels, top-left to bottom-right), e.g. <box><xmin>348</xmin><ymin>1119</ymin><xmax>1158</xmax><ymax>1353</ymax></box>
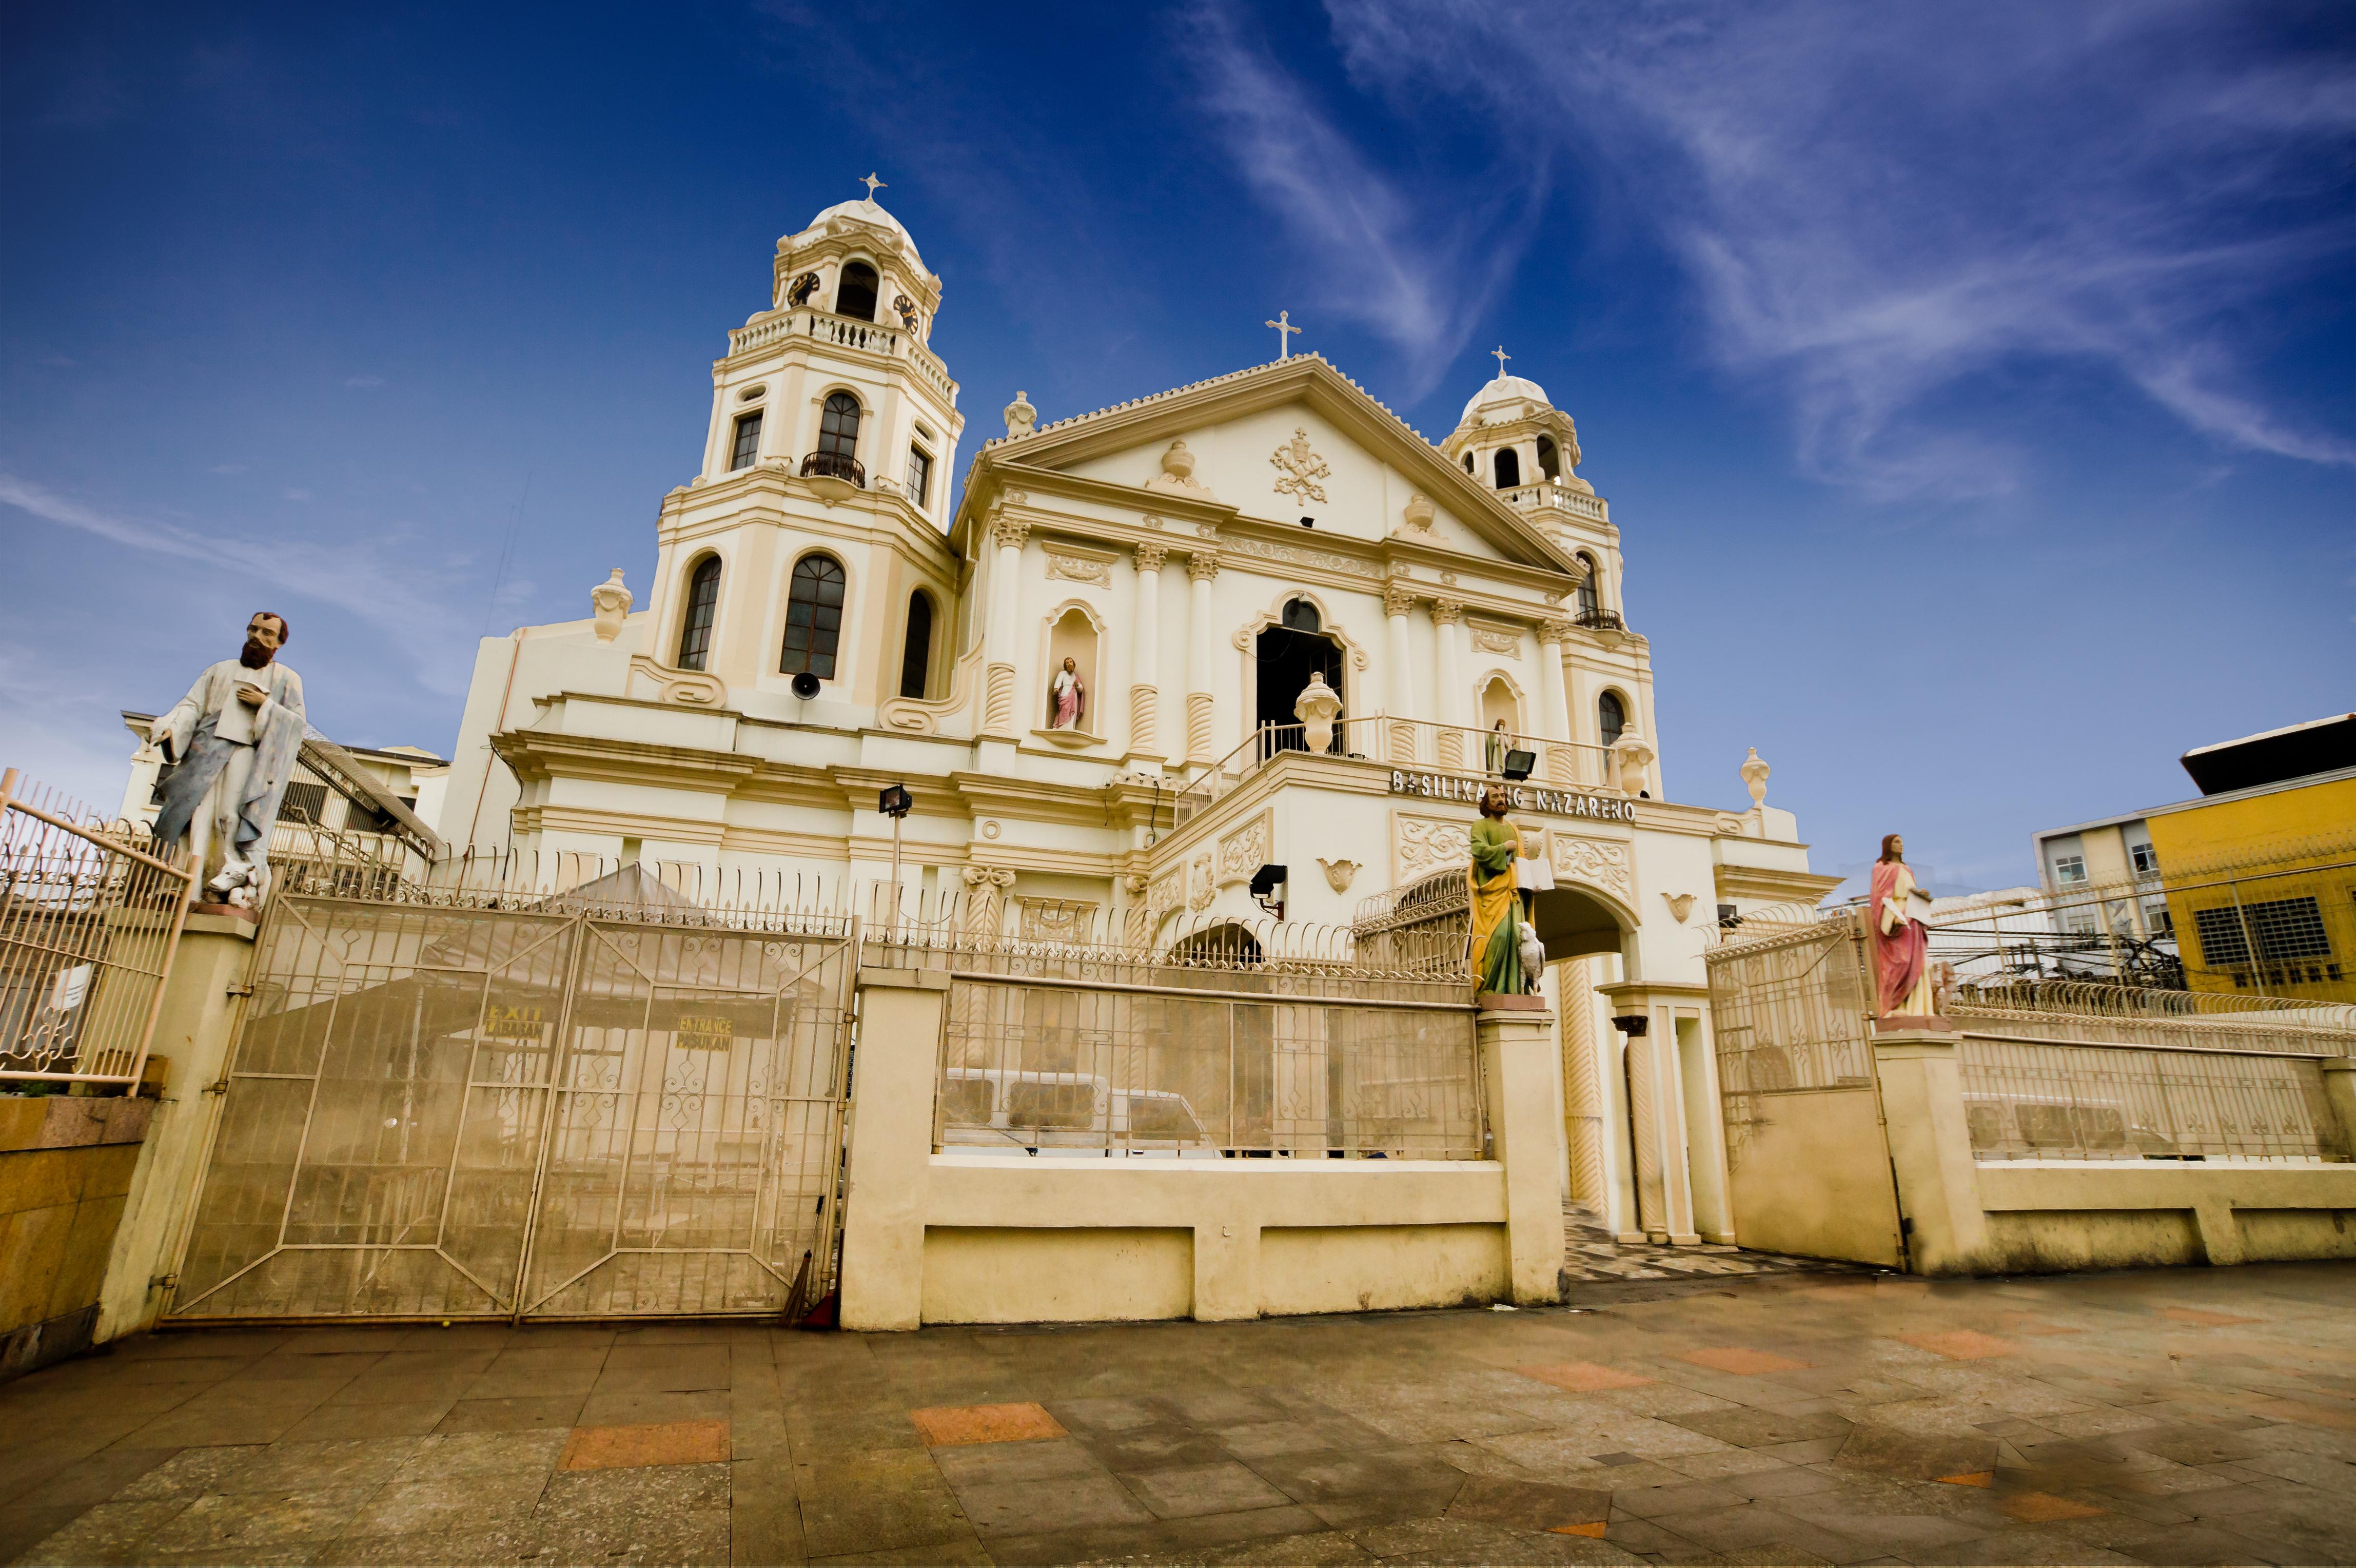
<box><xmin>1265</xmin><ymin>310</ymin><xmax>1301</xmax><ymax>361</ymax></box>
<box><xmin>860</xmin><ymin>172</ymin><xmax>887</xmax><ymax>201</ymax></box>
<box><xmin>1491</xmin><ymin>345</ymin><xmax>1511</xmax><ymax>374</ymax></box>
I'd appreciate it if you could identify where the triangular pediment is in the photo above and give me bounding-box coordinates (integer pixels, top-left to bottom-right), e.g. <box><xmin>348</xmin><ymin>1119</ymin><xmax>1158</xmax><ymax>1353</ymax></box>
<box><xmin>958</xmin><ymin>358</ymin><xmax>1580</xmax><ymax>580</ymax></box>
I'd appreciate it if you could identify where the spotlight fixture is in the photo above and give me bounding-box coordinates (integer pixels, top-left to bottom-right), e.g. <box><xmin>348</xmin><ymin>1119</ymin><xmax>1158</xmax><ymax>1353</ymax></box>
<box><xmin>1248</xmin><ymin>863</ymin><xmax>1288</xmax><ymax>918</ymax></box>
<box><xmin>1501</xmin><ymin>749</ymin><xmax>1537</xmax><ymax>781</ymax></box>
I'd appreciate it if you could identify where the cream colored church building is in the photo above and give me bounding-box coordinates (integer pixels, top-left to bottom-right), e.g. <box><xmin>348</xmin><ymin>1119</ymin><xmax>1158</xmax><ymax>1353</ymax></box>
<box><xmin>433</xmin><ymin>190</ymin><xmax>1841</xmax><ymax>1247</ymax></box>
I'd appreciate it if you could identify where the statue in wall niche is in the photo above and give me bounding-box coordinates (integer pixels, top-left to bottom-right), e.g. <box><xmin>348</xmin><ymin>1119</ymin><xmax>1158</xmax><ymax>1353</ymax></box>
<box><xmin>1869</xmin><ymin>833</ymin><xmax>1940</xmax><ymax>1020</ymax></box>
<box><xmin>149</xmin><ymin>612</ymin><xmax>307</xmax><ymax>909</ymax></box>
<box><xmin>1469</xmin><ymin>783</ymin><xmax>1538</xmax><ymax>998</ymax></box>
<box><xmin>1048</xmin><ymin>656</ymin><xmax>1086</xmax><ymax>730</ymax></box>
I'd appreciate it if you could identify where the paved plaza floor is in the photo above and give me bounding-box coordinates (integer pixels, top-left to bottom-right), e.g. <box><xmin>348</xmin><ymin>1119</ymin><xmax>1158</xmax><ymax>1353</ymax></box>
<box><xmin>5</xmin><ymin>1262</ymin><xmax>2356</xmax><ymax>1567</ymax></box>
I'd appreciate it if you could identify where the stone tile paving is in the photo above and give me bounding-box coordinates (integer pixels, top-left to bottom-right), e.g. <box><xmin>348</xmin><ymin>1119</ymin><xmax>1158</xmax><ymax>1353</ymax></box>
<box><xmin>1561</xmin><ymin>1205</ymin><xmax>1883</xmax><ymax>1286</ymax></box>
<box><xmin>4</xmin><ymin>1262</ymin><xmax>2356</xmax><ymax>1564</ymax></box>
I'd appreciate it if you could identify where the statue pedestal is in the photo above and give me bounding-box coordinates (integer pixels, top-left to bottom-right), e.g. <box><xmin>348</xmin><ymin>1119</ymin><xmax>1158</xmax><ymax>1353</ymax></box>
<box><xmin>1872</xmin><ymin>1014</ymin><xmax>1952</xmax><ymax>1034</ymax></box>
<box><xmin>1476</xmin><ymin>992</ymin><xmax>1547</xmax><ymax>1012</ymax></box>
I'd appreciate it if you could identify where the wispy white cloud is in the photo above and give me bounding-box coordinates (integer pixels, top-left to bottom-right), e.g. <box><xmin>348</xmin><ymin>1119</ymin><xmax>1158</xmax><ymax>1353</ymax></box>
<box><xmin>344</xmin><ymin>374</ymin><xmax>385</xmax><ymax>388</ymax></box>
<box><xmin>0</xmin><ymin>472</ymin><xmax>475</xmax><ymax>693</ymax></box>
<box><xmin>1174</xmin><ymin>2</ymin><xmax>1546</xmax><ymax>398</ymax></box>
<box><xmin>1328</xmin><ymin>0</ymin><xmax>2356</xmax><ymax>497</ymax></box>
<box><xmin>209</xmin><ymin>463</ymin><xmax>245</xmax><ymax>475</ymax></box>
<box><xmin>281</xmin><ymin>487</ymin><xmax>312</xmax><ymax>501</ymax></box>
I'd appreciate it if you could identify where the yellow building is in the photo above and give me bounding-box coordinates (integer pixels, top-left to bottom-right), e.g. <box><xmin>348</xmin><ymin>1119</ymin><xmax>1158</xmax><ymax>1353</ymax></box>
<box><xmin>2032</xmin><ymin>715</ymin><xmax>2356</xmax><ymax>1002</ymax></box>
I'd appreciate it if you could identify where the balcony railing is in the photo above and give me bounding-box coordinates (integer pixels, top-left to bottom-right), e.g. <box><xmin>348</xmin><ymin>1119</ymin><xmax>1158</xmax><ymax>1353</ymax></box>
<box><xmin>726</xmin><ymin>306</ymin><xmax>961</xmax><ymax>406</ymax></box>
<box><xmin>801</xmin><ymin>452</ymin><xmax>866</xmax><ymax>486</ymax></box>
<box><xmin>1170</xmin><ymin>715</ymin><xmax>1618</xmax><ymax>825</ymax></box>
<box><xmin>1499</xmin><ymin>482</ymin><xmax>1609</xmax><ymax>523</ymax></box>
<box><xmin>1572</xmin><ymin>607</ymin><xmax>1625</xmax><ymax>632</ymax></box>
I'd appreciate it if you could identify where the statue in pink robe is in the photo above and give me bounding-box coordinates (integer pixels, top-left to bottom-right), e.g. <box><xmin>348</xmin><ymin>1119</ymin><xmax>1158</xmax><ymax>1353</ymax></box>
<box><xmin>1869</xmin><ymin>832</ymin><xmax>1937</xmax><ymax>1017</ymax></box>
<box><xmin>1049</xmin><ymin>656</ymin><xmax>1085</xmax><ymax>730</ymax></box>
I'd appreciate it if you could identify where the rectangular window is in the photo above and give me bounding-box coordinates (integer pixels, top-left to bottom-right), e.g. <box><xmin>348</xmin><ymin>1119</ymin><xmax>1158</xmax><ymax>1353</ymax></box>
<box><xmin>279</xmin><ymin>781</ymin><xmax>330</xmax><ymax>826</ymax></box>
<box><xmin>2194</xmin><ymin>896</ymin><xmax>2332</xmax><ymax>970</ymax></box>
<box><xmin>906</xmin><ymin>446</ymin><xmax>933</xmax><ymax>509</ymax></box>
<box><xmin>730</xmin><ymin>411</ymin><xmax>763</xmax><ymax>471</ymax></box>
<box><xmin>2129</xmin><ymin>842</ymin><xmax>2158</xmax><ymax>877</ymax></box>
<box><xmin>2051</xmin><ymin>854</ymin><xmax>2086</xmax><ymax>885</ymax></box>
<box><xmin>2143</xmin><ymin>901</ymin><xmax>2174</xmax><ymax>938</ymax></box>
<box><xmin>2249</xmin><ymin>896</ymin><xmax>2331</xmax><ymax>961</ymax></box>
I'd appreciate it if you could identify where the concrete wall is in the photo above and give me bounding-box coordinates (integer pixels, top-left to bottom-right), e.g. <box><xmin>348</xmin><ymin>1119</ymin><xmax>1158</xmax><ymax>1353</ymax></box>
<box><xmin>840</xmin><ymin>966</ymin><xmax>1563</xmax><ymax>1328</ymax></box>
<box><xmin>0</xmin><ymin>1094</ymin><xmax>153</xmax><ymax>1382</ymax></box>
<box><xmin>1740</xmin><ymin>1029</ymin><xmax>2356</xmax><ymax>1276</ymax></box>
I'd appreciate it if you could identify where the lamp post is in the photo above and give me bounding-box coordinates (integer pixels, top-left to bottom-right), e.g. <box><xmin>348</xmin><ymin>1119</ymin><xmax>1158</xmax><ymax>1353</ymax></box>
<box><xmin>878</xmin><ymin>783</ymin><xmax>914</xmax><ymax>934</ymax></box>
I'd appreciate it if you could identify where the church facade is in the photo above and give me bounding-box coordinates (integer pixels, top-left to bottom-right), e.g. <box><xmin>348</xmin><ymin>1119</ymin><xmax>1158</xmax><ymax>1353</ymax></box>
<box><xmin>433</xmin><ymin>191</ymin><xmax>1840</xmax><ymax>1246</ymax></box>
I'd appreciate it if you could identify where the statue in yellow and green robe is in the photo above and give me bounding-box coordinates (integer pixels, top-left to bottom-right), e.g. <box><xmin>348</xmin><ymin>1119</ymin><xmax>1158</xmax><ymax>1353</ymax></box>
<box><xmin>1468</xmin><ymin>786</ymin><xmax>1526</xmax><ymax>997</ymax></box>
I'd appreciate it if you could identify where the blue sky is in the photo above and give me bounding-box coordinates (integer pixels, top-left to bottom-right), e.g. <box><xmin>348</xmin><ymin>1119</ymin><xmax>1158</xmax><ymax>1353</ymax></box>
<box><xmin>5</xmin><ymin>1</ymin><xmax>2351</xmax><ymax>893</ymax></box>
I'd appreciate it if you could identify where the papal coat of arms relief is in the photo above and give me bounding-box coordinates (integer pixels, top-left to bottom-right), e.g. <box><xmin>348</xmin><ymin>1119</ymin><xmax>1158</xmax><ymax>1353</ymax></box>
<box><xmin>1269</xmin><ymin>427</ymin><xmax>1330</xmax><ymax>504</ymax></box>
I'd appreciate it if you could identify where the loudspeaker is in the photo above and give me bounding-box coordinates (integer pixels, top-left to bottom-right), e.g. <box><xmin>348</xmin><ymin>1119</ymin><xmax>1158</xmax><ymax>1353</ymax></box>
<box><xmin>790</xmin><ymin>671</ymin><xmax>821</xmax><ymax>700</ymax></box>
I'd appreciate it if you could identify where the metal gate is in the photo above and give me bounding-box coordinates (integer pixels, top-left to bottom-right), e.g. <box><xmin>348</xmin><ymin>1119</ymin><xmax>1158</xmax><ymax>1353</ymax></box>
<box><xmin>167</xmin><ymin>892</ymin><xmax>855</xmax><ymax>1320</ymax></box>
<box><xmin>1704</xmin><ymin>915</ymin><xmax>1906</xmax><ymax>1268</ymax></box>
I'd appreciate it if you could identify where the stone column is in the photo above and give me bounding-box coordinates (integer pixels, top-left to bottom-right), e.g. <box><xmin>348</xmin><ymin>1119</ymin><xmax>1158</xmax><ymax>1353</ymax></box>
<box><xmin>1129</xmin><ymin>543</ymin><xmax>1166</xmax><ymax>759</ymax></box>
<box><xmin>1624</xmin><ymin>1023</ymin><xmax>1668</xmax><ymax>1241</ymax></box>
<box><xmin>1480</xmin><ymin>1005</ymin><xmax>1567</xmax><ymax>1304</ymax></box>
<box><xmin>1538</xmin><ymin>619</ymin><xmax>1576</xmax><ymax>784</ymax></box>
<box><xmin>981</xmin><ymin>516</ymin><xmax>1027</xmax><ymax>737</ymax></box>
<box><xmin>1383</xmin><ymin>580</ymin><xmax>1417</xmax><ymax>763</ymax></box>
<box><xmin>1185</xmin><ymin>551</ymin><xmax>1221</xmax><ymax>765</ymax></box>
<box><xmin>2322</xmin><ymin>1059</ymin><xmax>2356</xmax><ymax>1160</ymax></box>
<box><xmin>1871</xmin><ymin>1030</ymin><xmax>1994</xmax><ymax>1275</ymax></box>
<box><xmin>98</xmin><ymin>911</ymin><xmax>259</xmax><ymax>1342</ymax></box>
<box><xmin>839</xmin><ymin>965</ymin><xmax>950</xmax><ymax>1330</ymax></box>
<box><xmin>1430</xmin><ymin>599</ymin><xmax>1466</xmax><ymax>769</ymax></box>
<box><xmin>1559</xmin><ymin>956</ymin><xmax>1609</xmax><ymax>1211</ymax></box>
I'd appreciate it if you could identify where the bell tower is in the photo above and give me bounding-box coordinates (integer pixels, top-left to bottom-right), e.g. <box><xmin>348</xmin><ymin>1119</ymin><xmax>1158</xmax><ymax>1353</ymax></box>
<box><xmin>639</xmin><ymin>180</ymin><xmax>967</xmax><ymax>726</ymax></box>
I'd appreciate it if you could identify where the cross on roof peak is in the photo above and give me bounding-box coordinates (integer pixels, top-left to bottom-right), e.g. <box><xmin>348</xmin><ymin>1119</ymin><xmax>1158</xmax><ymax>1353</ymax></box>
<box><xmin>1265</xmin><ymin>310</ymin><xmax>1301</xmax><ymax>361</ymax></box>
<box><xmin>860</xmin><ymin>172</ymin><xmax>887</xmax><ymax>201</ymax></box>
<box><xmin>1491</xmin><ymin>345</ymin><xmax>1511</xmax><ymax>375</ymax></box>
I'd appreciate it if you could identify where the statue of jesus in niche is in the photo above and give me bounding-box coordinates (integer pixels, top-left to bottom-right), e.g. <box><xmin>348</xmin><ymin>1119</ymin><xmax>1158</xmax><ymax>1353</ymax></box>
<box><xmin>1048</xmin><ymin>656</ymin><xmax>1086</xmax><ymax>730</ymax></box>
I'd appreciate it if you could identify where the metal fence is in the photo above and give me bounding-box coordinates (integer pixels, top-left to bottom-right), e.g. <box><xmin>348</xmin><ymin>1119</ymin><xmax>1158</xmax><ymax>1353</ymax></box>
<box><xmin>865</xmin><ymin>905</ymin><xmax>1485</xmax><ymax>1160</ymax></box>
<box><xmin>1955</xmin><ymin>1033</ymin><xmax>2343</xmax><ymax>1163</ymax></box>
<box><xmin>1703</xmin><ymin>916</ymin><xmax>1877</xmax><ymax>1166</ymax></box>
<box><xmin>1701</xmin><ymin>907</ymin><xmax>2356</xmax><ymax>1167</ymax></box>
<box><xmin>1918</xmin><ymin>830</ymin><xmax>2356</xmax><ymax>1005</ymax></box>
<box><xmin>0</xmin><ymin>768</ymin><xmax>194</xmax><ymax>1087</ymax></box>
<box><xmin>168</xmin><ymin>869</ymin><xmax>855</xmax><ymax>1322</ymax></box>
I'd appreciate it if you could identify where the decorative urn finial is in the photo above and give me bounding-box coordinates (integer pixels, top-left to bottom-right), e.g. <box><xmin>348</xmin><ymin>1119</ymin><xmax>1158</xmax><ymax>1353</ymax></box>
<box><xmin>590</xmin><ymin>569</ymin><xmax>633</xmax><ymax>645</ymax></box>
<box><xmin>1741</xmin><ymin>747</ymin><xmax>1770</xmax><ymax>809</ymax></box>
<box><xmin>1004</xmin><ymin>390</ymin><xmax>1037</xmax><ymax>438</ymax></box>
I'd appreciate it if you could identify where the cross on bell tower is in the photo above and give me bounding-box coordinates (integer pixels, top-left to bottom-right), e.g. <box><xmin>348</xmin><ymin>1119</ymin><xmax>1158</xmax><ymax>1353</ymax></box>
<box><xmin>860</xmin><ymin>172</ymin><xmax>887</xmax><ymax>201</ymax></box>
<box><xmin>1491</xmin><ymin>345</ymin><xmax>1511</xmax><ymax>375</ymax></box>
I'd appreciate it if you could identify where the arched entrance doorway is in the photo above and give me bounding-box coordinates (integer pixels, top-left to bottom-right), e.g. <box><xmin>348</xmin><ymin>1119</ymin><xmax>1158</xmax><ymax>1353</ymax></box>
<box><xmin>1254</xmin><ymin>598</ymin><xmax>1344</xmax><ymax>759</ymax></box>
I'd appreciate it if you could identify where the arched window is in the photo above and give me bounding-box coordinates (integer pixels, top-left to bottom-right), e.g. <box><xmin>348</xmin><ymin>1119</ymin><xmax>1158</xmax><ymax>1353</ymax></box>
<box><xmin>1574</xmin><ymin>553</ymin><xmax>1600</xmax><ymax>620</ymax></box>
<box><xmin>1281</xmin><ymin>597</ymin><xmax>1321</xmax><ymax>633</ymax></box>
<box><xmin>835</xmin><ymin>261</ymin><xmax>879</xmax><ymax>322</ymax></box>
<box><xmin>1537</xmin><ymin>434</ymin><xmax>1560</xmax><ymax>481</ymax></box>
<box><xmin>899</xmin><ymin>590</ymin><xmax>934</xmax><ymax>699</ymax></box>
<box><xmin>819</xmin><ymin>393</ymin><xmax>861</xmax><ymax>458</ymax></box>
<box><xmin>781</xmin><ymin>554</ymin><xmax>847</xmax><ymax>679</ymax></box>
<box><xmin>1461</xmin><ymin>452</ymin><xmax>1475</xmax><ymax>474</ymax></box>
<box><xmin>1493</xmin><ymin>447</ymin><xmax>1521</xmax><ymax>488</ymax></box>
<box><xmin>1597</xmin><ymin>690</ymin><xmax>1627</xmax><ymax>748</ymax></box>
<box><xmin>676</xmin><ymin>555</ymin><xmax>722</xmax><ymax>671</ymax></box>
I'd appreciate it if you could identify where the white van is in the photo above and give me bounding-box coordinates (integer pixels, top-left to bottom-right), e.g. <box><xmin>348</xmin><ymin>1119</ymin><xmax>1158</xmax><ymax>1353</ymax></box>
<box><xmin>938</xmin><ymin>1068</ymin><xmax>1219</xmax><ymax>1157</ymax></box>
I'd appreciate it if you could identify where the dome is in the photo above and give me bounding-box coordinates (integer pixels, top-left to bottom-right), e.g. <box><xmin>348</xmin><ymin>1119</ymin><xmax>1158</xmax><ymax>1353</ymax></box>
<box><xmin>801</xmin><ymin>197</ymin><xmax>923</xmax><ymax>268</ymax></box>
<box><xmin>1460</xmin><ymin>374</ymin><xmax>1552</xmax><ymax>423</ymax></box>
